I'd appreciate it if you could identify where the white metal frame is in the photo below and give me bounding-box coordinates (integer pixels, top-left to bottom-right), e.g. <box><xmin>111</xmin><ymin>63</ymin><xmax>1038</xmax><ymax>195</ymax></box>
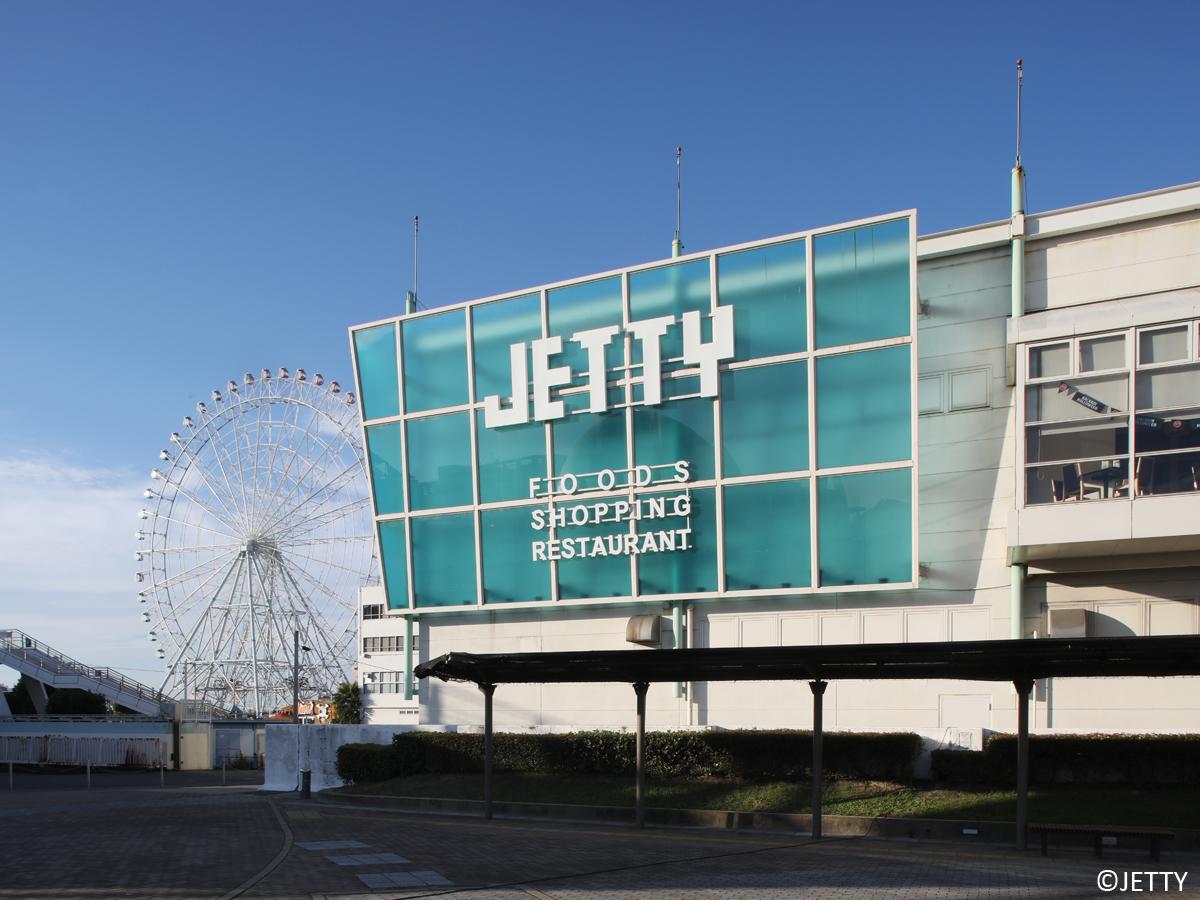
<box><xmin>349</xmin><ymin>210</ymin><xmax>920</xmax><ymax>615</ymax></box>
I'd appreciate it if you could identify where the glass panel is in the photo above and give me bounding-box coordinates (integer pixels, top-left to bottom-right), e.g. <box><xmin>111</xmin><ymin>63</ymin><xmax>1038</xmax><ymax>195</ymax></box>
<box><xmin>816</xmin><ymin>346</ymin><xmax>911</xmax><ymax>468</ymax></box>
<box><xmin>553</xmin><ymin>409</ymin><xmax>627</xmax><ymax>480</ymax></box>
<box><xmin>723</xmin><ymin>479</ymin><xmax>811</xmax><ymax>590</ymax></box>
<box><xmin>402</xmin><ymin>310</ymin><xmax>468</xmax><ymax>412</ymax></box>
<box><xmin>476</xmin><ymin>413</ymin><xmax>546</xmax><ymax>503</ymax></box>
<box><xmin>1136</xmin><ymin>365</ymin><xmax>1200</xmax><ymax>411</ymax></box>
<box><xmin>548</xmin><ymin>278</ymin><xmax>624</xmax><ymax>389</ymax></box>
<box><xmin>1025</xmin><ymin>417</ymin><xmax>1128</xmax><ymax>463</ymax></box>
<box><xmin>406</xmin><ymin>412</ymin><xmax>472</xmax><ymax>510</ymax></box>
<box><xmin>1139</xmin><ymin>326</ymin><xmax>1189</xmax><ymax>365</ymax></box>
<box><xmin>411</xmin><ymin>512</ymin><xmax>476</xmax><ymax>607</ymax></box>
<box><xmin>353</xmin><ymin>324</ymin><xmax>400</xmax><ymax>420</ymax></box>
<box><xmin>1137</xmin><ymin>408</ymin><xmax>1200</xmax><ymax>455</ymax></box>
<box><xmin>377</xmin><ymin>520</ymin><xmax>409</xmax><ymax>610</ymax></box>
<box><xmin>555</xmin><ymin>514</ymin><xmax>631</xmax><ymax>599</ymax></box>
<box><xmin>481</xmin><ymin>506</ymin><xmax>551</xmax><ymax>603</ymax></box>
<box><xmin>817</xmin><ymin>469</ymin><xmax>912</xmax><ymax>586</ymax></box>
<box><xmin>1029</xmin><ymin>342</ymin><xmax>1071</xmax><ymax>379</ymax></box>
<box><xmin>717</xmin><ymin>239</ymin><xmax>806</xmax><ymax>361</ymax></box>
<box><xmin>813</xmin><ymin>219</ymin><xmax>909</xmax><ymax>348</ymax></box>
<box><xmin>721</xmin><ymin>362</ymin><xmax>808</xmax><ymax>476</ymax></box>
<box><xmin>633</xmin><ymin>396</ymin><xmax>715</xmax><ymax>481</ymax></box>
<box><xmin>629</xmin><ymin>259</ymin><xmax>711</xmax><ymax>368</ymax></box>
<box><xmin>365</xmin><ymin>423</ymin><xmax>405</xmax><ymax>514</ymax></box>
<box><xmin>1132</xmin><ymin>450</ymin><xmax>1200</xmax><ymax>497</ymax></box>
<box><xmin>1079</xmin><ymin>334</ymin><xmax>1125</xmax><ymax>372</ymax></box>
<box><xmin>1026</xmin><ymin>458</ymin><xmax>1130</xmax><ymax>504</ymax></box>
<box><xmin>637</xmin><ymin>487</ymin><xmax>717</xmax><ymax>595</ymax></box>
<box><xmin>1026</xmin><ymin>374</ymin><xmax>1128</xmax><ymax>422</ymax></box>
<box><xmin>472</xmin><ymin>293</ymin><xmax>541</xmax><ymax>401</ymax></box>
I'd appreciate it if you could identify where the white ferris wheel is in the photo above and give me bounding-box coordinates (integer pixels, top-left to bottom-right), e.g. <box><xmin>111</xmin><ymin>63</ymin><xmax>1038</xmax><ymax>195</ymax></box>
<box><xmin>135</xmin><ymin>368</ymin><xmax>375</xmax><ymax>716</ymax></box>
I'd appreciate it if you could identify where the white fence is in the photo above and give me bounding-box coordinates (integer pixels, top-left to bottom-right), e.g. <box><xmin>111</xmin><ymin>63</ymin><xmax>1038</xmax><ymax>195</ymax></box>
<box><xmin>0</xmin><ymin>735</ymin><xmax>167</xmax><ymax>767</ymax></box>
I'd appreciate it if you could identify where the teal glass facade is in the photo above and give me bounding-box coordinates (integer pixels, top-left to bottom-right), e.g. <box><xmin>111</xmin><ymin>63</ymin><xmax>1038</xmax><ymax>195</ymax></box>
<box><xmin>352</xmin><ymin>212</ymin><xmax>915</xmax><ymax>612</ymax></box>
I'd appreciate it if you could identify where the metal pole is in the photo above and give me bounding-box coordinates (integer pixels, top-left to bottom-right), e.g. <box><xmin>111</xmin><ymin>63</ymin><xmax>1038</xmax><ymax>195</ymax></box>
<box><xmin>634</xmin><ymin>681</ymin><xmax>649</xmax><ymax>829</ymax></box>
<box><xmin>8</xmin><ymin>761</ymin><xmax>12</xmax><ymax>791</ymax></box>
<box><xmin>809</xmin><ymin>680</ymin><xmax>827</xmax><ymax>840</ymax></box>
<box><xmin>159</xmin><ymin>751</ymin><xmax>164</xmax><ymax>787</ymax></box>
<box><xmin>292</xmin><ymin>630</ymin><xmax>300</xmax><ymax>725</ymax></box>
<box><xmin>672</xmin><ymin>603</ymin><xmax>684</xmax><ymax>698</ymax></box>
<box><xmin>403</xmin><ymin>616</ymin><xmax>414</xmax><ymax>701</ymax></box>
<box><xmin>86</xmin><ymin>761</ymin><xmax>91</xmax><ymax>790</ymax></box>
<box><xmin>222</xmin><ymin>758</ymin><xmax>227</xmax><ymax>786</ymax></box>
<box><xmin>480</xmin><ymin>683</ymin><xmax>495</xmax><ymax>820</ymax></box>
<box><xmin>1015</xmin><ymin>678</ymin><xmax>1032</xmax><ymax>850</ymax></box>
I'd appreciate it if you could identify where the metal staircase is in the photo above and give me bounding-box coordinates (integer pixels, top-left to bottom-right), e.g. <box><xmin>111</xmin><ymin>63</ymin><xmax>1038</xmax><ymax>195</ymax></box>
<box><xmin>0</xmin><ymin>629</ymin><xmax>176</xmax><ymax>717</ymax></box>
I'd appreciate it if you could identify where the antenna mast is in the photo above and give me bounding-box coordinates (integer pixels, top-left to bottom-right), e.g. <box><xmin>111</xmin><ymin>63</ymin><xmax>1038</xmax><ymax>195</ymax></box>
<box><xmin>406</xmin><ymin>215</ymin><xmax>419</xmax><ymax>314</ymax></box>
<box><xmin>1015</xmin><ymin>58</ymin><xmax>1024</xmax><ymax>168</ymax></box>
<box><xmin>672</xmin><ymin>146</ymin><xmax>683</xmax><ymax>258</ymax></box>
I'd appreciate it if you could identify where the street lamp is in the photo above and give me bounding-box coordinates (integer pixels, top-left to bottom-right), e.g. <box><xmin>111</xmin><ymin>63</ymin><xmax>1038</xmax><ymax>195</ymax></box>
<box><xmin>293</xmin><ymin>630</ymin><xmax>312</xmax><ymax>794</ymax></box>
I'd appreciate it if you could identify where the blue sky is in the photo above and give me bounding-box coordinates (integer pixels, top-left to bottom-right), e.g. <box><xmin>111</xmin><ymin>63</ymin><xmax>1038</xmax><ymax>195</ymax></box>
<box><xmin>1</xmin><ymin>0</ymin><xmax>1198</xmax><ymax>678</ymax></box>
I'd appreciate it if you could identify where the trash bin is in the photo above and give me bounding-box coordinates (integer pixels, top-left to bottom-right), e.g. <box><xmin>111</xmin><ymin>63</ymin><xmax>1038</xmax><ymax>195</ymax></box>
<box><xmin>301</xmin><ymin>770</ymin><xmax>311</xmax><ymax>799</ymax></box>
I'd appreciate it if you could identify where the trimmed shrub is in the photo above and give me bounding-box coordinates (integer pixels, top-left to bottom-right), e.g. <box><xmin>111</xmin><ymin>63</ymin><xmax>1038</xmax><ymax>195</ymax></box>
<box><xmin>336</xmin><ymin>742</ymin><xmax>403</xmax><ymax>784</ymax></box>
<box><xmin>932</xmin><ymin>733</ymin><xmax>1200</xmax><ymax>787</ymax></box>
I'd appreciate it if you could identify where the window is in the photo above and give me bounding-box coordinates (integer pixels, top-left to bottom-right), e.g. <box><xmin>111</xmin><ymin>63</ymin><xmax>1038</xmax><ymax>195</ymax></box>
<box><xmin>353</xmin><ymin>324</ymin><xmax>400</xmax><ymax>420</ymax></box>
<box><xmin>724</xmin><ymin>479</ymin><xmax>811</xmax><ymax>589</ymax></box>
<box><xmin>717</xmin><ymin>239</ymin><xmax>806</xmax><ymax>361</ymax></box>
<box><xmin>362</xmin><ymin>604</ymin><xmax>384</xmax><ymax>620</ymax></box>
<box><xmin>472</xmin><ymin>293</ymin><xmax>541</xmax><ymax>401</ymax></box>
<box><xmin>406</xmin><ymin>413</ymin><xmax>472</xmax><ymax>510</ymax></box>
<box><xmin>813</xmin><ymin>219</ymin><xmax>910</xmax><ymax>349</ymax></box>
<box><xmin>362</xmin><ymin>671</ymin><xmax>416</xmax><ymax>694</ymax></box>
<box><xmin>366</xmin><ymin>423</ymin><xmax>405</xmax><ymax>514</ymax></box>
<box><xmin>481</xmin><ymin>507</ymin><xmax>551</xmax><ymax>603</ymax></box>
<box><xmin>816</xmin><ymin>346</ymin><xmax>911</xmax><ymax>468</ymax></box>
<box><xmin>410</xmin><ymin>513</ymin><xmax>476</xmax><ymax>607</ymax></box>
<box><xmin>1023</xmin><ymin>322</ymin><xmax>1200</xmax><ymax>503</ymax></box>
<box><xmin>402</xmin><ymin>310</ymin><xmax>468</xmax><ymax>412</ymax></box>
<box><xmin>721</xmin><ymin>362</ymin><xmax>808</xmax><ymax>476</ymax></box>
<box><xmin>363</xmin><ymin>636</ymin><xmax>403</xmax><ymax>654</ymax></box>
<box><xmin>377</xmin><ymin>521</ymin><xmax>408</xmax><ymax>610</ymax></box>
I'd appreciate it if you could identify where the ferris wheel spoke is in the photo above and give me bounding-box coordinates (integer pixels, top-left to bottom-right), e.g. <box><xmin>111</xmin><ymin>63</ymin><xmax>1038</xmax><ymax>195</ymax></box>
<box><xmin>172</xmin><ymin>439</ymin><xmax>246</xmax><ymax>527</ymax></box>
<box><xmin>166</xmin><ymin>553</ymin><xmax>246</xmax><ymax>624</ymax></box>
<box><xmin>255</xmin><ymin>418</ymin><xmax>353</xmax><ymax>533</ymax></box>
<box><xmin>277</xmin><ymin>546</ymin><xmax>375</xmax><ymax>583</ymax></box>
<box><xmin>202</xmin><ymin>414</ymin><xmax>253</xmax><ymax>533</ymax></box>
<box><xmin>259</xmin><ymin>458</ymin><xmax>364</xmax><ymax>537</ymax></box>
<box><xmin>152</xmin><ymin>541</ymin><xmax>245</xmax><ymax>555</ymax></box>
<box><xmin>271</xmin><ymin>494</ymin><xmax>370</xmax><ymax>542</ymax></box>
<box><xmin>153</xmin><ymin>547</ymin><xmax>240</xmax><ymax>594</ymax></box>
<box><xmin>159</xmin><ymin>480</ymin><xmax>244</xmax><ymax>539</ymax></box>
<box><xmin>156</xmin><ymin>557</ymin><xmax>243</xmax><ymax>693</ymax></box>
<box><xmin>275</xmin><ymin>556</ymin><xmax>355</xmax><ymax>671</ymax></box>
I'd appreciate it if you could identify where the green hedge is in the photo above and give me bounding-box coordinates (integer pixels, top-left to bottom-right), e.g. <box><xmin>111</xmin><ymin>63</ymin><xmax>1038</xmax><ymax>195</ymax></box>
<box><xmin>931</xmin><ymin>734</ymin><xmax>1200</xmax><ymax>787</ymax></box>
<box><xmin>337</xmin><ymin>742</ymin><xmax>404</xmax><ymax>784</ymax></box>
<box><xmin>371</xmin><ymin>729</ymin><xmax>920</xmax><ymax>783</ymax></box>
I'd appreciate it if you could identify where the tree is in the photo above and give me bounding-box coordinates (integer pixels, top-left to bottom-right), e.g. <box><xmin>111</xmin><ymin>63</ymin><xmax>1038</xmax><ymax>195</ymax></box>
<box><xmin>331</xmin><ymin>682</ymin><xmax>362</xmax><ymax>724</ymax></box>
<box><xmin>5</xmin><ymin>675</ymin><xmax>41</xmax><ymax>714</ymax></box>
<box><xmin>46</xmin><ymin>688</ymin><xmax>107</xmax><ymax>715</ymax></box>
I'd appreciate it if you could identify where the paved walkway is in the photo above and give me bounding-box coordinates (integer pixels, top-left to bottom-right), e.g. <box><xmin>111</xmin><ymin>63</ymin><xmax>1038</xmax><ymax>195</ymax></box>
<box><xmin>1</xmin><ymin>771</ymin><xmax>1197</xmax><ymax>899</ymax></box>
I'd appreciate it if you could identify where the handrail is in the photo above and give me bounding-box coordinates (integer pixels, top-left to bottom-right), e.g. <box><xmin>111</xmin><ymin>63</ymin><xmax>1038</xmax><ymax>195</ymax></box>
<box><xmin>0</xmin><ymin>628</ymin><xmax>170</xmax><ymax>706</ymax></box>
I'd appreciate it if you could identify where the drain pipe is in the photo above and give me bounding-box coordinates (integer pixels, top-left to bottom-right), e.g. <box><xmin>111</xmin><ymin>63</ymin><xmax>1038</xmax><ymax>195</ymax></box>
<box><xmin>673</xmin><ymin>602</ymin><xmax>686</xmax><ymax>698</ymax></box>
<box><xmin>1009</xmin><ymin>60</ymin><xmax>1027</xmax><ymax>640</ymax></box>
<box><xmin>403</xmin><ymin>615</ymin><xmax>415</xmax><ymax>701</ymax></box>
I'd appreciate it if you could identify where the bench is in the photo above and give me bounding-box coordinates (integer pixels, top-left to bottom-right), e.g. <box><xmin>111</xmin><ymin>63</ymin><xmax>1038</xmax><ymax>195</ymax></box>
<box><xmin>1029</xmin><ymin>823</ymin><xmax>1174</xmax><ymax>860</ymax></box>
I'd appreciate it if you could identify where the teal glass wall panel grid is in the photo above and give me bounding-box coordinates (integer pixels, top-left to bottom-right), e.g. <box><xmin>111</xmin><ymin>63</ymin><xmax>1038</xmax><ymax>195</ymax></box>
<box><xmin>402</xmin><ymin>309</ymin><xmax>468</xmax><ymax>412</ymax></box>
<box><xmin>633</xmin><ymin>396</ymin><xmax>715</xmax><ymax>481</ymax></box>
<box><xmin>814</xmin><ymin>219</ymin><xmax>910</xmax><ymax>348</ymax></box>
<box><xmin>717</xmin><ymin>239</ymin><xmax>807</xmax><ymax>361</ymax></box>
<box><xmin>377</xmin><ymin>519</ymin><xmax>409</xmax><ymax>610</ymax></box>
<box><xmin>629</xmin><ymin>259</ymin><xmax>711</xmax><ymax>369</ymax></box>
<box><xmin>365</xmin><ymin>422</ymin><xmax>405</xmax><ymax>514</ymax></box>
<box><xmin>721</xmin><ymin>363</ymin><xmax>808</xmax><ymax>476</ymax></box>
<box><xmin>556</xmin><ymin>515</ymin><xmax>632</xmax><ymax>600</ymax></box>
<box><xmin>354</xmin><ymin>323</ymin><xmax>400</xmax><ymax>420</ymax></box>
<box><xmin>636</xmin><ymin>487</ymin><xmax>717</xmax><ymax>595</ymax></box>
<box><xmin>481</xmin><ymin>506</ymin><xmax>551</xmax><ymax>603</ymax></box>
<box><xmin>553</xmin><ymin>409</ymin><xmax>627</xmax><ymax>479</ymax></box>
<box><xmin>476</xmin><ymin>413</ymin><xmax>547</xmax><ymax>503</ymax></box>
<box><xmin>816</xmin><ymin>345</ymin><xmax>911</xmax><ymax>468</ymax></box>
<box><xmin>411</xmin><ymin>512</ymin><xmax>477</xmax><ymax>607</ymax></box>
<box><xmin>548</xmin><ymin>278</ymin><xmax>624</xmax><ymax>388</ymax></box>
<box><xmin>472</xmin><ymin>293</ymin><xmax>541</xmax><ymax>401</ymax></box>
<box><xmin>817</xmin><ymin>468</ymin><xmax>912</xmax><ymax>586</ymax></box>
<box><xmin>723</xmin><ymin>479</ymin><xmax>812</xmax><ymax>590</ymax></box>
<box><xmin>406</xmin><ymin>412</ymin><xmax>473</xmax><ymax>510</ymax></box>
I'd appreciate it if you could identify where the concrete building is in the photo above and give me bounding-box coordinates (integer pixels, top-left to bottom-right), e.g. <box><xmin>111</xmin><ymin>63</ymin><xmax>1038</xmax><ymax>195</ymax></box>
<box><xmin>348</xmin><ymin>178</ymin><xmax>1200</xmax><ymax>743</ymax></box>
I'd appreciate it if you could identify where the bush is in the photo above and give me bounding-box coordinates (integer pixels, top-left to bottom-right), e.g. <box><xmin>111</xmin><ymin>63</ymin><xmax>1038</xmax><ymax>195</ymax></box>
<box><xmin>337</xmin><ymin>742</ymin><xmax>403</xmax><ymax>784</ymax></box>
<box><xmin>932</xmin><ymin>734</ymin><xmax>1200</xmax><ymax>787</ymax></box>
<box><xmin>384</xmin><ymin>729</ymin><xmax>922</xmax><ymax>783</ymax></box>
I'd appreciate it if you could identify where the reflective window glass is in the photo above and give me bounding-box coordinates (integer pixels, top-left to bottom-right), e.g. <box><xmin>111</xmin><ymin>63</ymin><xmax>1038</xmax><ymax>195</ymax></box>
<box><xmin>1080</xmin><ymin>334</ymin><xmax>1125</xmax><ymax>372</ymax></box>
<box><xmin>633</xmin><ymin>397</ymin><xmax>714</xmax><ymax>481</ymax></box>
<box><xmin>366</xmin><ymin>422</ymin><xmax>405</xmax><ymax>513</ymax></box>
<box><xmin>723</xmin><ymin>479</ymin><xmax>811</xmax><ymax>590</ymax></box>
<box><xmin>476</xmin><ymin>413</ymin><xmax>546</xmax><ymax>503</ymax></box>
<box><xmin>548</xmin><ymin>278</ymin><xmax>624</xmax><ymax>389</ymax></box>
<box><xmin>411</xmin><ymin>512</ymin><xmax>476</xmax><ymax>607</ymax></box>
<box><xmin>1139</xmin><ymin>326</ymin><xmax>1189</xmax><ymax>365</ymax></box>
<box><xmin>378</xmin><ymin>520</ymin><xmax>409</xmax><ymax>610</ymax></box>
<box><xmin>816</xmin><ymin>346</ymin><xmax>910</xmax><ymax>468</ymax></box>
<box><xmin>817</xmin><ymin>469</ymin><xmax>912</xmax><ymax>586</ymax></box>
<box><xmin>402</xmin><ymin>310</ymin><xmax>468</xmax><ymax>412</ymax></box>
<box><xmin>629</xmin><ymin>260</ymin><xmax>711</xmax><ymax>368</ymax></box>
<box><xmin>553</xmin><ymin>409</ymin><xmax>627</xmax><ymax>479</ymax></box>
<box><xmin>354</xmin><ymin>324</ymin><xmax>400</xmax><ymax>420</ymax></box>
<box><xmin>1029</xmin><ymin>342</ymin><xmax>1071</xmax><ymax>379</ymax></box>
<box><xmin>813</xmin><ymin>219</ymin><xmax>910</xmax><ymax>348</ymax></box>
<box><xmin>1027</xmin><ymin>374</ymin><xmax>1127</xmax><ymax>422</ymax></box>
<box><xmin>472</xmin><ymin>293</ymin><xmax>541</xmax><ymax>401</ymax></box>
<box><xmin>1136</xmin><ymin>365</ymin><xmax>1200</xmax><ymax>412</ymax></box>
<box><xmin>1132</xmin><ymin>449</ymin><xmax>1200</xmax><ymax>497</ymax></box>
<box><xmin>406</xmin><ymin>412</ymin><xmax>472</xmax><ymax>510</ymax></box>
<box><xmin>482</xmin><ymin>506</ymin><xmax>551</xmax><ymax>603</ymax></box>
<box><xmin>636</xmin><ymin>487</ymin><xmax>717</xmax><ymax>595</ymax></box>
<box><xmin>1025</xmin><ymin>418</ymin><xmax>1128</xmax><ymax>463</ymax></box>
<box><xmin>556</xmin><ymin>515</ymin><xmax>631</xmax><ymax>599</ymax></box>
<box><xmin>721</xmin><ymin>362</ymin><xmax>808</xmax><ymax>476</ymax></box>
<box><xmin>717</xmin><ymin>239</ymin><xmax>806</xmax><ymax>361</ymax></box>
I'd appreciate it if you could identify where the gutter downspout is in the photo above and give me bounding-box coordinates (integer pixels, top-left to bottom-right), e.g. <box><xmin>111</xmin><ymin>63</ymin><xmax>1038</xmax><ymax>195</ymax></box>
<box><xmin>403</xmin><ymin>615</ymin><xmax>415</xmax><ymax>701</ymax></box>
<box><xmin>1010</xmin><ymin>162</ymin><xmax>1026</xmax><ymax>640</ymax></box>
<box><xmin>673</xmin><ymin>602</ymin><xmax>686</xmax><ymax>698</ymax></box>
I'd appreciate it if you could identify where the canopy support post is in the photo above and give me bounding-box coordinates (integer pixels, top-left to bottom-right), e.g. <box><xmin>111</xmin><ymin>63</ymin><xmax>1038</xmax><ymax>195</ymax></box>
<box><xmin>633</xmin><ymin>681</ymin><xmax>649</xmax><ymax>829</ymax></box>
<box><xmin>809</xmin><ymin>679</ymin><xmax>827</xmax><ymax>840</ymax></box>
<box><xmin>479</xmin><ymin>682</ymin><xmax>495</xmax><ymax>820</ymax></box>
<box><xmin>1015</xmin><ymin>677</ymin><xmax>1032</xmax><ymax>850</ymax></box>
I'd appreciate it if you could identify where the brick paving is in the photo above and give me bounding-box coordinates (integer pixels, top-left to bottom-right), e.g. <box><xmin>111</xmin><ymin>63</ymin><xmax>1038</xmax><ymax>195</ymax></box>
<box><xmin>2</xmin><ymin>771</ymin><xmax>1198</xmax><ymax>899</ymax></box>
